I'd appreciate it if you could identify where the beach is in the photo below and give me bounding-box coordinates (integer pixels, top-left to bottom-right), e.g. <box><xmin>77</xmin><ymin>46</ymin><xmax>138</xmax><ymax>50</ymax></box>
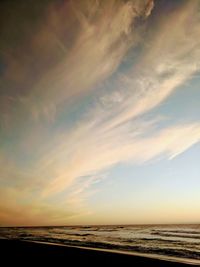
<box><xmin>0</xmin><ymin>239</ymin><xmax>198</xmax><ymax>266</ymax></box>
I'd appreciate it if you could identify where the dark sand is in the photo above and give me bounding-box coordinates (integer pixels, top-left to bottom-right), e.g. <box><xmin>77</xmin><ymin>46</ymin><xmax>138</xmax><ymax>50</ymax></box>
<box><xmin>0</xmin><ymin>239</ymin><xmax>198</xmax><ymax>266</ymax></box>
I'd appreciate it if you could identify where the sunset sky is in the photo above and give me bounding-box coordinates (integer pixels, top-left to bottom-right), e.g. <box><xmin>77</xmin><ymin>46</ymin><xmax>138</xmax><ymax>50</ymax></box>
<box><xmin>0</xmin><ymin>0</ymin><xmax>200</xmax><ymax>226</ymax></box>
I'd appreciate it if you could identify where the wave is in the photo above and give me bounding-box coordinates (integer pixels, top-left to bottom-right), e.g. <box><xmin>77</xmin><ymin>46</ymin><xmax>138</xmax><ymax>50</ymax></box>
<box><xmin>152</xmin><ymin>232</ymin><xmax>200</xmax><ymax>240</ymax></box>
<box><xmin>151</xmin><ymin>229</ymin><xmax>200</xmax><ymax>234</ymax></box>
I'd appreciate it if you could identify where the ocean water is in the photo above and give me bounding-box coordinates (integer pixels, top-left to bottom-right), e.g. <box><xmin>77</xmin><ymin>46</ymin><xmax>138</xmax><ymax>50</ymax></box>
<box><xmin>0</xmin><ymin>224</ymin><xmax>200</xmax><ymax>264</ymax></box>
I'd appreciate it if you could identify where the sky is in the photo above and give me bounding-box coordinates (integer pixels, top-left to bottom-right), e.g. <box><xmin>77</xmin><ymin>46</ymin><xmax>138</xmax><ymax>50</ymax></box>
<box><xmin>0</xmin><ymin>0</ymin><xmax>200</xmax><ymax>226</ymax></box>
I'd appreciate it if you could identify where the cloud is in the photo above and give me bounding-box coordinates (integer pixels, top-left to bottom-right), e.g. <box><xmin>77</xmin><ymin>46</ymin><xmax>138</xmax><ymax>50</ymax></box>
<box><xmin>40</xmin><ymin>119</ymin><xmax>200</xmax><ymax>197</ymax></box>
<box><xmin>98</xmin><ymin>0</ymin><xmax>200</xmax><ymax>129</ymax></box>
<box><xmin>39</xmin><ymin>0</ymin><xmax>200</xmax><ymax>197</ymax></box>
<box><xmin>32</xmin><ymin>0</ymin><xmax>153</xmax><ymax>119</ymax></box>
<box><xmin>1</xmin><ymin>0</ymin><xmax>200</xmax><ymax>225</ymax></box>
<box><xmin>1</xmin><ymin>0</ymin><xmax>154</xmax><ymax>125</ymax></box>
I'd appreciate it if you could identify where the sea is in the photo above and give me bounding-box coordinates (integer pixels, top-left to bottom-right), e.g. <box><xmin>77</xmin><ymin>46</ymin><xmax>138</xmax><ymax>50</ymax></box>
<box><xmin>0</xmin><ymin>224</ymin><xmax>200</xmax><ymax>265</ymax></box>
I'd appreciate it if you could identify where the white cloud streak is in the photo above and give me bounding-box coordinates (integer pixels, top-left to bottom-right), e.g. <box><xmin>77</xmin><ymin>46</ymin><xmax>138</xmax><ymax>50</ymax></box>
<box><xmin>28</xmin><ymin>0</ymin><xmax>154</xmax><ymax>120</ymax></box>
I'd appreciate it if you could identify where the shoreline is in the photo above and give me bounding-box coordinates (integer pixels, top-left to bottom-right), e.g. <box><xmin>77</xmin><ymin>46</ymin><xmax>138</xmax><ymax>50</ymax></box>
<box><xmin>0</xmin><ymin>239</ymin><xmax>199</xmax><ymax>266</ymax></box>
<box><xmin>28</xmin><ymin>240</ymin><xmax>200</xmax><ymax>266</ymax></box>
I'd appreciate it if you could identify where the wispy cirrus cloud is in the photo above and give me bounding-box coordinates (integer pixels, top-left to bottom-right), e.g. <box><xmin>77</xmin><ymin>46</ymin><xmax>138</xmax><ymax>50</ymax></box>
<box><xmin>40</xmin><ymin>120</ymin><xmax>200</xmax><ymax>197</ymax></box>
<box><xmin>1</xmin><ymin>0</ymin><xmax>154</xmax><ymax>125</ymax></box>
<box><xmin>34</xmin><ymin>0</ymin><xmax>153</xmax><ymax>119</ymax></box>
<box><xmin>0</xmin><ymin>0</ymin><xmax>155</xmax><ymax>225</ymax></box>
<box><xmin>98</xmin><ymin>0</ymin><xmax>200</xmax><ymax>129</ymax></box>
<box><xmin>1</xmin><ymin>0</ymin><xmax>200</xmax><ymax>225</ymax></box>
<box><xmin>39</xmin><ymin>0</ymin><xmax>200</xmax><ymax>197</ymax></box>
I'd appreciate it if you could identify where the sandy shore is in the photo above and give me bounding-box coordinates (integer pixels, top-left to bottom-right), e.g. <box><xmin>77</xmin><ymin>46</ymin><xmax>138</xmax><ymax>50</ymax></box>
<box><xmin>0</xmin><ymin>239</ymin><xmax>198</xmax><ymax>266</ymax></box>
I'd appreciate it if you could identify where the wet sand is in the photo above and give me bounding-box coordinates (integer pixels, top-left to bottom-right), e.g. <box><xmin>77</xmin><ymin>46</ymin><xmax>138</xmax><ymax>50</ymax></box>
<box><xmin>0</xmin><ymin>239</ymin><xmax>198</xmax><ymax>266</ymax></box>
